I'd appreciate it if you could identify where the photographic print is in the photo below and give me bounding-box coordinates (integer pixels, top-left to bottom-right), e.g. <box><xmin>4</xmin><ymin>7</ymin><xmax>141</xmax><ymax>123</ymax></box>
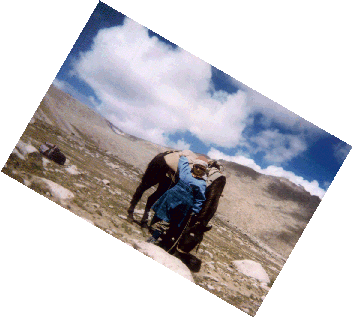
<box><xmin>1</xmin><ymin>1</ymin><xmax>351</xmax><ymax>316</ymax></box>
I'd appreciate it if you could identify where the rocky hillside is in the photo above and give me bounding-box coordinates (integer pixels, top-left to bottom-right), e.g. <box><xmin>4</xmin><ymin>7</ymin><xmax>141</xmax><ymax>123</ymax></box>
<box><xmin>34</xmin><ymin>84</ymin><xmax>167</xmax><ymax>172</ymax></box>
<box><xmin>1</xmin><ymin>84</ymin><xmax>321</xmax><ymax>316</ymax></box>
<box><xmin>38</xmin><ymin>84</ymin><xmax>320</xmax><ymax>259</ymax></box>
<box><xmin>219</xmin><ymin>160</ymin><xmax>320</xmax><ymax>259</ymax></box>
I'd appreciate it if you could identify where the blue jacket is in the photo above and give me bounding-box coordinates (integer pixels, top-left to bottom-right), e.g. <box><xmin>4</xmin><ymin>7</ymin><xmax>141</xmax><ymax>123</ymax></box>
<box><xmin>152</xmin><ymin>156</ymin><xmax>206</xmax><ymax>227</ymax></box>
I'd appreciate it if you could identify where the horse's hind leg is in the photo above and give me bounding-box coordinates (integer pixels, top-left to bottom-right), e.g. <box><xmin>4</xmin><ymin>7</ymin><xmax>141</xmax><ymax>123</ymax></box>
<box><xmin>140</xmin><ymin>177</ymin><xmax>172</xmax><ymax>227</ymax></box>
<box><xmin>126</xmin><ymin>181</ymin><xmax>153</xmax><ymax>223</ymax></box>
<box><xmin>126</xmin><ymin>172</ymin><xmax>161</xmax><ymax>222</ymax></box>
<box><xmin>127</xmin><ymin>182</ymin><xmax>149</xmax><ymax>213</ymax></box>
<box><xmin>126</xmin><ymin>152</ymin><xmax>169</xmax><ymax>223</ymax></box>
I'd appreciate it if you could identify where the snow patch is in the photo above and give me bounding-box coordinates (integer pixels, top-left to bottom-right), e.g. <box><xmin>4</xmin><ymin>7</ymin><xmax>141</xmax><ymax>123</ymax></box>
<box><xmin>231</xmin><ymin>260</ymin><xmax>270</xmax><ymax>284</ymax></box>
<box><xmin>65</xmin><ymin>165</ymin><xmax>81</xmax><ymax>175</ymax></box>
<box><xmin>118</xmin><ymin>214</ymin><xmax>127</xmax><ymax>220</ymax></box>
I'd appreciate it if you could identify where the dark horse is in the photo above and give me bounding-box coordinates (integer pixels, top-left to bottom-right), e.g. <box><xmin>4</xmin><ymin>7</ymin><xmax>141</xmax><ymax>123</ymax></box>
<box><xmin>127</xmin><ymin>151</ymin><xmax>176</xmax><ymax>226</ymax></box>
<box><xmin>127</xmin><ymin>150</ymin><xmax>226</xmax><ymax>257</ymax></box>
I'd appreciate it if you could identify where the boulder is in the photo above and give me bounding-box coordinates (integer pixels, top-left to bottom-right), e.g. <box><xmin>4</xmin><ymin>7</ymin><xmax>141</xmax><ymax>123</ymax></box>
<box><xmin>27</xmin><ymin>176</ymin><xmax>75</xmax><ymax>201</ymax></box>
<box><xmin>102</xmin><ymin>179</ymin><xmax>110</xmax><ymax>186</ymax></box>
<box><xmin>15</xmin><ymin>140</ymin><xmax>38</xmax><ymax>157</ymax></box>
<box><xmin>11</xmin><ymin>140</ymin><xmax>43</xmax><ymax>170</ymax></box>
<box><xmin>132</xmin><ymin>240</ymin><xmax>194</xmax><ymax>282</ymax></box>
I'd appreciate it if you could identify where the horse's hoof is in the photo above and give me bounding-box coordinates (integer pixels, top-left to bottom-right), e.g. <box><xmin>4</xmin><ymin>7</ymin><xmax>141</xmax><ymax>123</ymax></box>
<box><xmin>126</xmin><ymin>212</ymin><xmax>134</xmax><ymax>224</ymax></box>
<box><xmin>141</xmin><ymin>227</ymin><xmax>149</xmax><ymax>237</ymax></box>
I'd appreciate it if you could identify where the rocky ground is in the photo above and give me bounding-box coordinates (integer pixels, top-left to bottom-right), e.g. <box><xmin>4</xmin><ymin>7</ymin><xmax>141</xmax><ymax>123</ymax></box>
<box><xmin>2</xmin><ymin>117</ymin><xmax>286</xmax><ymax>316</ymax></box>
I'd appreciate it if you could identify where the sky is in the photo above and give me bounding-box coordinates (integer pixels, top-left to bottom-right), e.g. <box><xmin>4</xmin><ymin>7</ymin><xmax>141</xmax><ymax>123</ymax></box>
<box><xmin>52</xmin><ymin>2</ymin><xmax>351</xmax><ymax>199</ymax></box>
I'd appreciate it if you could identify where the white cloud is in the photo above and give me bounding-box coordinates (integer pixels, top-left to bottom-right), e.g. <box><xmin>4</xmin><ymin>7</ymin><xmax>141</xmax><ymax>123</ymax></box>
<box><xmin>208</xmin><ymin>147</ymin><xmax>262</xmax><ymax>171</ymax></box>
<box><xmin>208</xmin><ymin>147</ymin><xmax>325</xmax><ymax>198</ymax></box>
<box><xmin>70</xmin><ymin>18</ymin><xmax>251</xmax><ymax>148</ymax></box>
<box><xmin>60</xmin><ymin>17</ymin><xmax>330</xmax><ymax>171</ymax></box>
<box><xmin>231</xmin><ymin>78</ymin><xmax>324</xmax><ymax>135</ymax></box>
<box><xmin>168</xmin><ymin>139</ymin><xmax>191</xmax><ymax>151</ymax></box>
<box><xmin>333</xmin><ymin>142</ymin><xmax>351</xmax><ymax>164</ymax></box>
<box><xmin>249</xmin><ymin>129</ymin><xmax>307</xmax><ymax>164</ymax></box>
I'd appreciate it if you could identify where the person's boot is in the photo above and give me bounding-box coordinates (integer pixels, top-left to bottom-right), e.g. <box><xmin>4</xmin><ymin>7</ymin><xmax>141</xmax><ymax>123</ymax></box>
<box><xmin>146</xmin><ymin>230</ymin><xmax>162</xmax><ymax>244</ymax></box>
<box><xmin>146</xmin><ymin>236</ymin><xmax>158</xmax><ymax>244</ymax></box>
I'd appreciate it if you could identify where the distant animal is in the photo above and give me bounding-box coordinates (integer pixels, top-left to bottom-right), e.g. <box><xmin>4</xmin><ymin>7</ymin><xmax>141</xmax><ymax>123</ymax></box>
<box><xmin>127</xmin><ymin>150</ymin><xmax>226</xmax><ymax>254</ymax></box>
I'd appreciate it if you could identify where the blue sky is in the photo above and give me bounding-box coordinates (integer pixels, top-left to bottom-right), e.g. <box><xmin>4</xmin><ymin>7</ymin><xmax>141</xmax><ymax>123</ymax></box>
<box><xmin>53</xmin><ymin>2</ymin><xmax>350</xmax><ymax>199</ymax></box>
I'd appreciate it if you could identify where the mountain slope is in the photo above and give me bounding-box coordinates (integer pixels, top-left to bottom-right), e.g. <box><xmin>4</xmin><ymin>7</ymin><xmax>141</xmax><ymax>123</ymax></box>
<box><xmin>1</xmin><ymin>84</ymin><xmax>322</xmax><ymax>315</ymax></box>
<box><xmin>35</xmin><ymin>84</ymin><xmax>167</xmax><ymax>172</ymax></box>
<box><xmin>36</xmin><ymin>84</ymin><xmax>320</xmax><ymax>258</ymax></box>
<box><xmin>218</xmin><ymin>160</ymin><xmax>320</xmax><ymax>258</ymax></box>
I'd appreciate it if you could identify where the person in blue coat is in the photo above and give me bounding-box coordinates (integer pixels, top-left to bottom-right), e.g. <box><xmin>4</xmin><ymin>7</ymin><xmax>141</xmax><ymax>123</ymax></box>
<box><xmin>147</xmin><ymin>155</ymin><xmax>208</xmax><ymax>244</ymax></box>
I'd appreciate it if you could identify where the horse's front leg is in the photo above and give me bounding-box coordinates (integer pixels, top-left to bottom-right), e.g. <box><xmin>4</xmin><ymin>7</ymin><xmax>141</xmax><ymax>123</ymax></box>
<box><xmin>127</xmin><ymin>182</ymin><xmax>150</xmax><ymax>223</ymax></box>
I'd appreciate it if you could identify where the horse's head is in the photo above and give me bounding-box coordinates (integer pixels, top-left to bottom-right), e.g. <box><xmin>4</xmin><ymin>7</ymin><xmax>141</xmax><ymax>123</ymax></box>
<box><xmin>208</xmin><ymin>160</ymin><xmax>224</xmax><ymax>173</ymax></box>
